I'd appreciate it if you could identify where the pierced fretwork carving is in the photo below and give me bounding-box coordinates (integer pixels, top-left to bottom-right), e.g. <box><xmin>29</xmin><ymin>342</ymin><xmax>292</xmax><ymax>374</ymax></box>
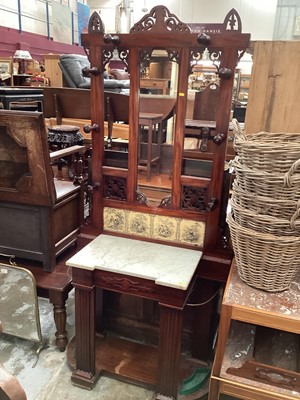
<box><xmin>167</xmin><ymin>49</ymin><xmax>180</xmax><ymax>64</ymax></box>
<box><xmin>130</xmin><ymin>5</ymin><xmax>190</xmax><ymax>33</ymax></box>
<box><xmin>181</xmin><ymin>186</ymin><xmax>207</xmax><ymax>211</ymax></box>
<box><xmin>103</xmin><ymin>176</ymin><xmax>127</xmax><ymax>201</ymax></box>
<box><xmin>102</xmin><ymin>48</ymin><xmax>129</xmax><ymax>73</ymax></box>
<box><xmin>237</xmin><ymin>48</ymin><xmax>246</xmax><ymax>63</ymax></box>
<box><xmin>102</xmin><ymin>49</ymin><xmax>114</xmax><ymax>71</ymax></box>
<box><xmin>158</xmin><ymin>196</ymin><xmax>172</xmax><ymax>209</ymax></box>
<box><xmin>140</xmin><ymin>48</ymin><xmax>179</xmax><ymax>66</ymax></box>
<box><xmin>223</xmin><ymin>8</ymin><xmax>242</xmax><ymax>33</ymax></box>
<box><xmin>88</xmin><ymin>11</ymin><xmax>105</xmax><ymax>34</ymax></box>
<box><xmin>189</xmin><ymin>48</ymin><xmax>221</xmax><ymax>75</ymax></box>
<box><xmin>118</xmin><ymin>49</ymin><xmax>129</xmax><ymax>72</ymax></box>
<box><xmin>135</xmin><ymin>190</ymin><xmax>148</xmax><ymax>205</ymax></box>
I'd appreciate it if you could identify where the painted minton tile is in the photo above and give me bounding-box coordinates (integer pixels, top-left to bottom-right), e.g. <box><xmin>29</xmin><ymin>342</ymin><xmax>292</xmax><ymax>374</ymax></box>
<box><xmin>127</xmin><ymin>211</ymin><xmax>151</xmax><ymax>237</ymax></box>
<box><xmin>152</xmin><ymin>214</ymin><xmax>178</xmax><ymax>242</ymax></box>
<box><xmin>104</xmin><ymin>207</ymin><xmax>126</xmax><ymax>233</ymax></box>
<box><xmin>179</xmin><ymin>219</ymin><xmax>205</xmax><ymax>247</ymax></box>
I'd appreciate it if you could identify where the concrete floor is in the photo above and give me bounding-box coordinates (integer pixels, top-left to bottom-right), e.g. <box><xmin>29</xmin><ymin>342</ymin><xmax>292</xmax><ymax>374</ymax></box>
<box><xmin>2</xmin><ymin>289</ymin><xmax>237</xmax><ymax>400</ymax></box>
<box><xmin>0</xmin><ymin>263</ymin><xmax>246</xmax><ymax>400</ymax></box>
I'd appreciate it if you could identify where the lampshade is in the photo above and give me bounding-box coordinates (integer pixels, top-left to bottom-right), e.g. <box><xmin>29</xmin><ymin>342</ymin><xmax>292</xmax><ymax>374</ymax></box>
<box><xmin>13</xmin><ymin>50</ymin><xmax>32</xmax><ymax>60</ymax></box>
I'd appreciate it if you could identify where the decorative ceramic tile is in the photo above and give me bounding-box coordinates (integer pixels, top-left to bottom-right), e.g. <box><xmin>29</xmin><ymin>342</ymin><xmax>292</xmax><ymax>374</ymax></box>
<box><xmin>104</xmin><ymin>207</ymin><xmax>126</xmax><ymax>233</ymax></box>
<box><xmin>179</xmin><ymin>219</ymin><xmax>205</xmax><ymax>247</ymax></box>
<box><xmin>127</xmin><ymin>211</ymin><xmax>151</xmax><ymax>237</ymax></box>
<box><xmin>152</xmin><ymin>214</ymin><xmax>178</xmax><ymax>242</ymax></box>
<box><xmin>104</xmin><ymin>207</ymin><xmax>205</xmax><ymax>248</ymax></box>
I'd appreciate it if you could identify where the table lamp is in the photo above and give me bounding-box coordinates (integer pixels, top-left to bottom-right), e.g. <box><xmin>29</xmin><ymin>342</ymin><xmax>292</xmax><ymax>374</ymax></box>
<box><xmin>13</xmin><ymin>50</ymin><xmax>32</xmax><ymax>74</ymax></box>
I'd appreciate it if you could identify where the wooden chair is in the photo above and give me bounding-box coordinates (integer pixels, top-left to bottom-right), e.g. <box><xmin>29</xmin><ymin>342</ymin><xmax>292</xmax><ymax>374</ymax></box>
<box><xmin>192</xmin><ymin>82</ymin><xmax>220</xmax><ymax>121</ymax></box>
<box><xmin>0</xmin><ymin>110</ymin><xmax>85</xmax><ymax>272</ymax></box>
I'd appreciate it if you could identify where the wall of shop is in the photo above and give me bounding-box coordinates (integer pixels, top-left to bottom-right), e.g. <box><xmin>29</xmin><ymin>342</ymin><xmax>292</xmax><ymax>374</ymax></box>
<box><xmin>0</xmin><ymin>0</ymin><xmax>88</xmax><ymax>60</ymax></box>
<box><xmin>0</xmin><ymin>0</ymin><xmax>299</xmax><ymax>62</ymax></box>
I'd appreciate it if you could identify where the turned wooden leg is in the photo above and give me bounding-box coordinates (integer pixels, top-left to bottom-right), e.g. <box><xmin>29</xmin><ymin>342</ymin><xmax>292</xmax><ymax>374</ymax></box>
<box><xmin>156</xmin><ymin>304</ymin><xmax>183</xmax><ymax>400</ymax></box>
<box><xmin>49</xmin><ymin>289</ymin><xmax>70</xmax><ymax>352</ymax></box>
<box><xmin>53</xmin><ymin>303</ymin><xmax>68</xmax><ymax>352</ymax></box>
<box><xmin>147</xmin><ymin>124</ymin><xmax>153</xmax><ymax>181</ymax></box>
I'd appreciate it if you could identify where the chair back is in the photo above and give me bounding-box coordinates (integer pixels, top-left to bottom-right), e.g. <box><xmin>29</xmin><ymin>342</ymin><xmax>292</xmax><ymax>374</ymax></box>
<box><xmin>0</xmin><ymin>110</ymin><xmax>56</xmax><ymax>207</ymax></box>
<box><xmin>193</xmin><ymin>82</ymin><xmax>220</xmax><ymax>121</ymax></box>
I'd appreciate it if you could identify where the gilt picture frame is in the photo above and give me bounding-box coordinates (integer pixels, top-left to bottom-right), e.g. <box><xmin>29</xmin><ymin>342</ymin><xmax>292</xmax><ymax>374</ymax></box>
<box><xmin>0</xmin><ymin>58</ymin><xmax>12</xmax><ymax>74</ymax></box>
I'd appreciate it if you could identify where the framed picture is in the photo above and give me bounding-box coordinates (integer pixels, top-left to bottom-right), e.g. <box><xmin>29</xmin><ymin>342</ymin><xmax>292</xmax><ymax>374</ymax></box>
<box><xmin>0</xmin><ymin>58</ymin><xmax>12</xmax><ymax>75</ymax></box>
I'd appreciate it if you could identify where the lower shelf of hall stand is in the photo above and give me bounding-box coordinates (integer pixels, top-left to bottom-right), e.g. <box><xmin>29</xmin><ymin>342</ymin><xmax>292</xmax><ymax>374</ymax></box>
<box><xmin>67</xmin><ymin>333</ymin><xmax>209</xmax><ymax>396</ymax></box>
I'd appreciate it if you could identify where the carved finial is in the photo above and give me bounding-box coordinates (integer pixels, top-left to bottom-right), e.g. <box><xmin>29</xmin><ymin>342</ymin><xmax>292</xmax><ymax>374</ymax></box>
<box><xmin>130</xmin><ymin>5</ymin><xmax>190</xmax><ymax>33</ymax></box>
<box><xmin>88</xmin><ymin>11</ymin><xmax>105</xmax><ymax>34</ymax></box>
<box><xmin>223</xmin><ymin>9</ymin><xmax>242</xmax><ymax>33</ymax></box>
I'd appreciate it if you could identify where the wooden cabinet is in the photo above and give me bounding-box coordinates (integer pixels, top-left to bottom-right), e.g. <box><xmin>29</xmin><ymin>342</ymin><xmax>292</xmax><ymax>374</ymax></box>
<box><xmin>237</xmin><ymin>73</ymin><xmax>251</xmax><ymax>101</ymax></box>
<box><xmin>140</xmin><ymin>77</ymin><xmax>170</xmax><ymax>94</ymax></box>
<box><xmin>12</xmin><ymin>74</ymin><xmax>33</xmax><ymax>86</ymax></box>
<box><xmin>43</xmin><ymin>54</ymin><xmax>63</xmax><ymax>87</ymax></box>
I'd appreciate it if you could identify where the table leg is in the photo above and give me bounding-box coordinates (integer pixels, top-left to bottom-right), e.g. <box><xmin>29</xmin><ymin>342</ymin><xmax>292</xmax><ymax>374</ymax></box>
<box><xmin>147</xmin><ymin>123</ymin><xmax>153</xmax><ymax>181</ymax></box>
<box><xmin>156</xmin><ymin>121</ymin><xmax>162</xmax><ymax>175</ymax></box>
<box><xmin>208</xmin><ymin>304</ymin><xmax>233</xmax><ymax>400</ymax></box>
<box><xmin>49</xmin><ymin>289</ymin><xmax>70</xmax><ymax>352</ymax></box>
<box><xmin>156</xmin><ymin>304</ymin><xmax>183</xmax><ymax>399</ymax></box>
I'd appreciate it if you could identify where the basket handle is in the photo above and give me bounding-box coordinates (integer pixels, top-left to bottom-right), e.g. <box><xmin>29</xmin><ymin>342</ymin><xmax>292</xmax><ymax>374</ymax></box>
<box><xmin>229</xmin><ymin>156</ymin><xmax>241</xmax><ymax>170</ymax></box>
<box><xmin>232</xmin><ymin>118</ymin><xmax>247</xmax><ymax>142</ymax></box>
<box><xmin>290</xmin><ymin>207</ymin><xmax>300</xmax><ymax>230</ymax></box>
<box><xmin>284</xmin><ymin>159</ymin><xmax>300</xmax><ymax>187</ymax></box>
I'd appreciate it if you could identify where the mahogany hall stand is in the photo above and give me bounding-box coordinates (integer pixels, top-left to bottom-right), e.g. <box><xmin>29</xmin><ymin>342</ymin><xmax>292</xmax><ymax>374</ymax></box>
<box><xmin>69</xmin><ymin>5</ymin><xmax>250</xmax><ymax>400</ymax></box>
<box><xmin>66</xmin><ymin>234</ymin><xmax>203</xmax><ymax>399</ymax></box>
<box><xmin>209</xmin><ymin>261</ymin><xmax>300</xmax><ymax>400</ymax></box>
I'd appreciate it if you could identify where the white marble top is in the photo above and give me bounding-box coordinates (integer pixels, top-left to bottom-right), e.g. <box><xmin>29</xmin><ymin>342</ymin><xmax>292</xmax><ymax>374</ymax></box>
<box><xmin>66</xmin><ymin>234</ymin><xmax>203</xmax><ymax>290</ymax></box>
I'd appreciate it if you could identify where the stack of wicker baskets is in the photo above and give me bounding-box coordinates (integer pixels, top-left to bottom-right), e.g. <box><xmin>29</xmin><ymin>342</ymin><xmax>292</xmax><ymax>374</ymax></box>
<box><xmin>227</xmin><ymin>119</ymin><xmax>300</xmax><ymax>292</ymax></box>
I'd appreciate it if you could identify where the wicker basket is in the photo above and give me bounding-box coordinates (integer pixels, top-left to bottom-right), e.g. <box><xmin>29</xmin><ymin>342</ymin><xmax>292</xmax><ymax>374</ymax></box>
<box><xmin>231</xmin><ymin>181</ymin><xmax>300</xmax><ymax>219</ymax></box>
<box><xmin>231</xmin><ymin>157</ymin><xmax>300</xmax><ymax>200</ymax></box>
<box><xmin>227</xmin><ymin>213</ymin><xmax>300</xmax><ymax>292</ymax></box>
<box><xmin>232</xmin><ymin>119</ymin><xmax>300</xmax><ymax>173</ymax></box>
<box><xmin>230</xmin><ymin>196</ymin><xmax>300</xmax><ymax>236</ymax></box>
